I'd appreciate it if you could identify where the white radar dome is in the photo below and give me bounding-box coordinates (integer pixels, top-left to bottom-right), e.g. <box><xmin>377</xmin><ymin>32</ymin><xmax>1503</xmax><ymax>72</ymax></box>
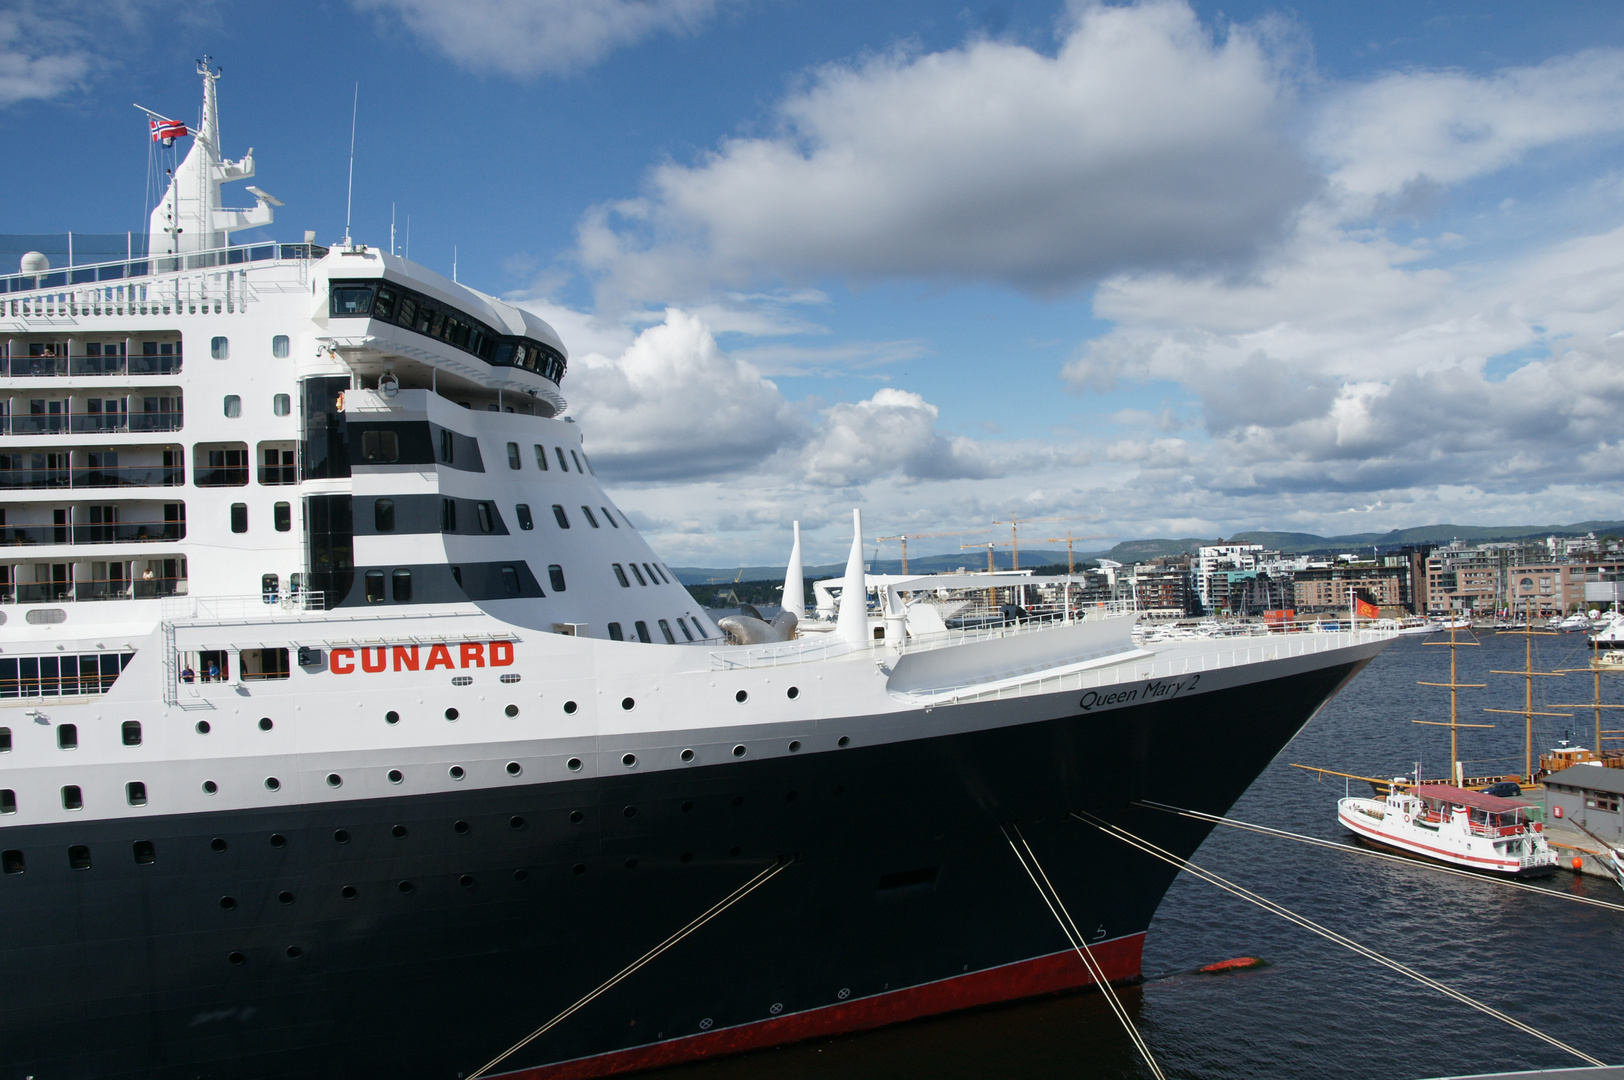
<box><xmin>20</xmin><ymin>251</ymin><xmax>49</xmax><ymax>274</ymax></box>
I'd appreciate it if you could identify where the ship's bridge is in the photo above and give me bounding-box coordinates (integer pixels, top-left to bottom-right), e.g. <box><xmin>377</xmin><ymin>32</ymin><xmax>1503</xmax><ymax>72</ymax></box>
<box><xmin>313</xmin><ymin>251</ymin><xmax>568</xmax><ymax>417</ymax></box>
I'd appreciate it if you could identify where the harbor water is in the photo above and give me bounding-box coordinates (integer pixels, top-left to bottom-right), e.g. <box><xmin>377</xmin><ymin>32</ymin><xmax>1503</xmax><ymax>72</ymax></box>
<box><xmin>651</xmin><ymin>630</ymin><xmax>1624</xmax><ymax>1079</ymax></box>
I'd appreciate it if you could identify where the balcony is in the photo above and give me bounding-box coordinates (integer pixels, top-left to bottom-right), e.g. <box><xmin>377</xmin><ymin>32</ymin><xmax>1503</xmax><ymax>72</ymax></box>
<box><xmin>257</xmin><ymin>463</ymin><xmax>297</xmax><ymax>485</ymax></box>
<box><xmin>11</xmin><ymin>577</ymin><xmax>187</xmax><ymax>603</ymax></box>
<box><xmin>0</xmin><ymin>465</ymin><xmax>183</xmax><ymax>489</ymax></box>
<box><xmin>2</xmin><ymin>410</ymin><xmax>182</xmax><ymax>435</ymax></box>
<box><xmin>1</xmin><ymin>519</ymin><xmax>184</xmax><ymax>546</ymax></box>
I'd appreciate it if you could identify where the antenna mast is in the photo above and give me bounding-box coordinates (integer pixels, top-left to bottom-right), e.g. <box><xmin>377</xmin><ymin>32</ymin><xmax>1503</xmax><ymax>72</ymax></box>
<box><xmin>344</xmin><ymin>83</ymin><xmax>358</xmax><ymax>246</ymax></box>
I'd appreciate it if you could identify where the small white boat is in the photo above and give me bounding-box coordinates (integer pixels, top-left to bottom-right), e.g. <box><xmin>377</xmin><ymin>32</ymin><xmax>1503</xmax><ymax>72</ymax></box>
<box><xmin>1590</xmin><ymin>612</ymin><xmax>1624</xmax><ymax>650</ymax></box>
<box><xmin>1338</xmin><ymin>783</ymin><xmax>1558</xmax><ymax>876</ymax></box>
<box><xmin>1394</xmin><ymin>616</ymin><xmax>1442</xmax><ymax>636</ymax></box>
<box><xmin>1558</xmin><ymin>612</ymin><xmax>1592</xmax><ymax>632</ymax></box>
<box><xmin>1435</xmin><ymin>614</ymin><xmax>1472</xmax><ymax>630</ymax></box>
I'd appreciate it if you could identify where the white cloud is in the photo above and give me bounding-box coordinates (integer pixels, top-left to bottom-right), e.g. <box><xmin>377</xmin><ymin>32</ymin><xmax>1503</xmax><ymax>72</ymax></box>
<box><xmin>582</xmin><ymin>0</ymin><xmax>1315</xmax><ymax>302</ymax></box>
<box><xmin>800</xmin><ymin>388</ymin><xmax>996</xmax><ymax>487</ymax></box>
<box><xmin>0</xmin><ymin>1</ymin><xmax>150</xmax><ymax>108</ymax></box>
<box><xmin>353</xmin><ymin>0</ymin><xmax>722</xmax><ymax>77</ymax></box>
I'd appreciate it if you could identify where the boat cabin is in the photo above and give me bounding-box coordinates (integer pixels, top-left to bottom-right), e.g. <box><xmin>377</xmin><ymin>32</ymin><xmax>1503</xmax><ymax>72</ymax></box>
<box><xmin>1409</xmin><ymin>784</ymin><xmax>1541</xmax><ymax>837</ymax></box>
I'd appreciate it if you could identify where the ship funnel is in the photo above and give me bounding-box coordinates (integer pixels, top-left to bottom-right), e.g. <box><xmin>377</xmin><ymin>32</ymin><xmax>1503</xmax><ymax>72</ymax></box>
<box><xmin>837</xmin><ymin>509</ymin><xmax>869</xmax><ymax>645</ymax></box>
<box><xmin>784</xmin><ymin>521</ymin><xmax>804</xmax><ymax>617</ymax></box>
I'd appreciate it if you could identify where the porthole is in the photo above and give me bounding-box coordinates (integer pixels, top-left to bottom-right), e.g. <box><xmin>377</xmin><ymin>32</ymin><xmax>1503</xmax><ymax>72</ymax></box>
<box><xmin>210</xmin><ymin>837</ymin><xmax>227</xmax><ymax>852</ymax></box>
<box><xmin>451</xmin><ymin>676</ymin><xmax>472</xmax><ymax>687</ymax></box>
<box><xmin>566</xmin><ymin>757</ymin><xmax>582</xmax><ymax>771</ymax></box>
<box><xmin>788</xmin><ymin>740</ymin><xmax>801</xmax><ymax>753</ymax></box>
<box><xmin>513</xmin><ymin>869</ymin><xmax>529</xmax><ymax>882</ymax></box>
<box><xmin>444</xmin><ymin>708</ymin><xmax>460</xmax><ymax>721</ymax></box>
<box><xmin>621</xmin><ymin>697</ymin><xmax>635</xmax><ymax>711</ymax></box>
<box><xmin>510</xmin><ymin>816</ymin><xmax>526</xmax><ymax>830</ymax></box>
<box><xmin>837</xmin><ymin>736</ymin><xmax>850</xmax><ymax>748</ymax></box>
<box><xmin>269</xmin><ymin>833</ymin><xmax>287</xmax><ymax>848</ymax></box>
<box><xmin>787</xmin><ymin>686</ymin><xmax>800</xmax><ymax>700</ymax></box>
<box><xmin>220</xmin><ymin>896</ymin><xmax>236</xmax><ymax>910</ymax></box>
<box><xmin>334</xmin><ymin>829</ymin><xmax>350</xmax><ymax>844</ymax></box>
<box><xmin>448</xmin><ymin>765</ymin><xmax>465</xmax><ymax>781</ymax></box>
<box><xmin>264</xmin><ymin>777</ymin><xmax>281</xmax><ymax>791</ymax></box>
<box><xmin>326</xmin><ymin>773</ymin><xmax>342</xmax><ymax>788</ymax></box>
<box><xmin>505</xmin><ymin>761</ymin><xmax>522</xmax><ymax>777</ymax></box>
<box><xmin>680</xmin><ymin>748</ymin><xmax>695</xmax><ymax>763</ymax></box>
<box><xmin>341</xmin><ymin>885</ymin><xmax>358</xmax><ymax>899</ymax></box>
<box><xmin>459</xmin><ymin>874</ymin><xmax>475</xmax><ymax>888</ymax></box>
<box><xmin>392</xmin><ymin>824</ymin><xmax>408</xmax><ymax>838</ymax></box>
<box><xmin>623</xmin><ymin>806</ymin><xmax>637</xmax><ymax>818</ymax></box>
<box><xmin>385</xmin><ymin>711</ymin><xmax>400</xmax><ymax>725</ymax></box>
<box><xmin>622</xmin><ymin>753</ymin><xmax>637</xmax><ymax>768</ymax></box>
<box><xmin>505</xmin><ymin>704</ymin><xmax>519</xmax><ymax>718</ymax></box>
<box><xmin>563</xmin><ymin>700</ymin><xmax>578</xmax><ymax>714</ymax></box>
<box><xmin>572</xmin><ymin>864</ymin><xmax>586</xmax><ymax>875</ymax></box>
<box><xmin>732</xmin><ymin>744</ymin><xmax>747</xmax><ymax>758</ymax></box>
<box><xmin>228</xmin><ymin>952</ymin><xmax>246</xmax><ymax>966</ymax></box>
<box><xmin>735</xmin><ymin>690</ymin><xmax>748</xmax><ymax>704</ymax></box>
<box><xmin>397</xmin><ymin>880</ymin><xmax>414</xmax><ymax>894</ymax></box>
<box><xmin>500</xmin><ymin>673</ymin><xmax>521</xmax><ymax>684</ymax></box>
<box><xmin>196</xmin><ymin>720</ymin><xmax>211</xmax><ymax>735</ymax></box>
<box><xmin>453</xmin><ymin>820</ymin><xmax>470</xmax><ymax>834</ymax></box>
<box><xmin>569</xmin><ymin>810</ymin><xmax>584</xmax><ymax>824</ymax></box>
<box><xmin>286</xmin><ymin>946</ymin><xmax>304</xmax><ymax>960</ymax></box>
<box><xmin>278</xmin><ymin>891</ymin><xmax>295</xmax><ymax>905</ymax></box>
<box><xmin>258</xmin><ymin>717</ymin><xmax>273</xmax><ymax>731</ymax></box>
<box><xmin>387</xmin><ymin>769</ymin><xmax>403</xmax><ymax>784</ymax></box>
<box><xmin>202</xmin><ymin>780</ymin><xmax>218</xmax><ymax>795</ymax></box>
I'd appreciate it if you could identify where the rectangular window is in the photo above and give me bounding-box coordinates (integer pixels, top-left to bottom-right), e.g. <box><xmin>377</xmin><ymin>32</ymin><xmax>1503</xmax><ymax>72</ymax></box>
<box><xmin>361</xmin><ymin>430</ymin><xmax>399</xmax><ymax>462</ymax></box>
<box><xmin>635</xmin><ymin>620</ymin><xmax>651</xmax><ymax>644</ymax></box>
<box><xmin>643</xmin><ymin>563</ymin><xmax>660</xmax><ymax>586</ymax></box>
<box><xmin>2</xmin><ymin>848</ymin><xmax>23</xmax><ymax>871</ymax></box>
<box><xmin>0</xmin><ymin>727</ymin><xmax>9</xmax><ymax>751</ymax></box>
<box><xmin>272</xmin><ymin>335</ymin><xmax>290</xmax><ymax>358</ymax></box>
<box><xmin>658</xmin><ymin>619</ymin><xmax>676</xmax><ymax>644</ymax></box>
<box><xmin>126</xmin><ymin>781</ymin><xmax>147</xmax><ymax>807</ymax></box>
<box><xmin>501</xmin><ymin>566</ymin><xmax>520</xmax><ymax>595</ymax></box>
<box><xmin>365</xmin><ymin>569</ymin><xmax>385</xmax><ymax>603</ymax></box>
<box><xmin>653</xmin><ymin>564</ymin><xmax>672</xmax><ymax>584</ymax></box>
<box><xmin>392</xmin><ymin>568</ymin><xmax>412</xmax><ymax>602</ymax></box>
<box><xmin>62</xmin><ymin>785</ymin><xmax>83</xmax><ymax>811</ymax></box>
<box><xmin>582</xmin><ymin>453</ymin><xmax>595</xmax><ymax>475</ymax></box>
<box><xmin>601</xmin><ymin>507</ymin><xmax>618</xmax><ymax>528</ymax></box>
<box><xmin>613</xmin><ymin>564</ymin><xmax>630</xmax><ymax>587</ymax></box>
<box><xmin>507</xmin><ymin>442</ymin><xmax>521</xmax><ymax>469</ymax></box>
<box><xmin>372</xmin><ymin>285</ymin><xmax>397</xmax><ymax>321</ymax></box>
<box><xmin>262</xmin><ymin>573</ymin><xmax>279</xmax><ymax>602</ymax></box>
<box><xmin>274</xmin><ymin>501</ymin><xmax>291</xmax><ymax>532</ymax></box>
<box><xmin>581</xmin><ymin>506</ymin><xmax>599</xmax><ymax>528</ymax></box>
<box><xmin>133</xmin><ymin>840</ymin><xmax>155</xmax><ymax>864</ymax></box>
<box><xmin>0</xmin><ymin>792</ymin><xmax>14</xmax><ymax>815</ymax></box>
<box><xmin>552</xmin><ymin>504</ymin><xmax>570</xmax><ymax>529</ymax></box>
<box><xmin>516</xmin><ymin>504</ymin><xmax>533</xmax><ymax>530</ymax></box>
<box><xmin>210</xmin><ymin>336</ymin><xmax>229</xmax><ymax>359</ymax></box>
<box><xmin>548</xmin><ymin>564</ymin><xmax>566</xmax><ymax>592</ymax></box>
<box><xmin>122</xmin><ymin>720</ymin><xmax>142</xmax><ymax>746</ymax></box>
<box><xmin>690</xmin><ymin>615</ymin><xmax>708</xmax><ymax>639</ymax></box>
<box><xmin>58</xmin><ymin>723</ymin><xmax>77</xmax><ymax>750</ymax></box>
<box><xmin>273</xmin><ymin>393</ymin><xmax>291</xmax><ymax>416</ymax></box>
<box><xmin>555</xmin><ymin>447</ymin><xmax>569</xmax><ymax>471</ymax></box>
<box><xmin>533</xmin><ymin>444</ymin><xmax>549</xmax><ymax>470</ymax></box>
<box><xmin>69</xmin><ymin>845</ymin><xmax>91</xmax><ymax>870</ymax></box>
<box><xmin>677</xmin><ymin>618</ymin><xmax>694</xmax><ymax>641</ymax></box>
<box><xmin>439</xmin><ymin>429</ymin><xmax>454</xmax><ymax>464</ymax></box>
<box><xmin>477</xmin><ymin>502</ymin><xmax>494</xmax><ymax>532</ymax></box>
<box><xmin>230</xmin><ymin>503</ymin><xmax>248</xmax><ymax>533</ymax></box>
<box><xmin>223</xmin><ymin>395</ymin><xmax>241</xmax><ymax>418</ymax></box>
<box><xmin>442</xmin><ymin>499</ymin><xmax>457</xmax><ymax>532</ymax></box>
<box><xmin>630</xmin><ymin>563</ymin><xmax>647</xmax><ymax>586</ymax></box>
<box><xmin>608</xmin><ymin>622</ymin><xmax>624</xmax><ymax>641</ymax></box>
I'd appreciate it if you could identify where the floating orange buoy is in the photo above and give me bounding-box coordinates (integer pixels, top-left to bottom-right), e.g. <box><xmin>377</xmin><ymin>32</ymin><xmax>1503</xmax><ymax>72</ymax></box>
<box><xmin>1199</xmin><ymin>957</ymin><xmax>1266</xmax><ymax>974</ymax></box>
<box><xmin>1572</xmin><ymin>857</ymin><xmax>1585</xmax><ymax>871</ymax></box>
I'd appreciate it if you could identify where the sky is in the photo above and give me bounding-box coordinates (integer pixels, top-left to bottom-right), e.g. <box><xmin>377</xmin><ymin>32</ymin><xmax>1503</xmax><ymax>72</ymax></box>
<box><xmin>5</xmin><ymin>0</ymin><xmax>1624</xmax><ymax>567</ymax></box>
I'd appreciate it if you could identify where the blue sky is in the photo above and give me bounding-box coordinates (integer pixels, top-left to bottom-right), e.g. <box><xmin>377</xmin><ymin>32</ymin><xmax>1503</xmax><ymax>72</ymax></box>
<box><xmin>6</xmin><ymin>1</ymin><xmax>1624</xmax><ymax>566</ymax></box>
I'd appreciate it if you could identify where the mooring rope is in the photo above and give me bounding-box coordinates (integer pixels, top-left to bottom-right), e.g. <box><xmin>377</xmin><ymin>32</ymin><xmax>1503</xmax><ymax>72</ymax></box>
<box><xmin>466</xmin><ymin>856</ymin><xmax>792</xmax><ymax>1080</ymax></box>
<box><xmin>1137</xmin><ymin>800</ymin><xmax>1624</xmax><ymax>914</ymax></box>
<box><xmin>1072</xmin><ymin>810</ymin><xmax>1608</xmax><ymax>1067</ymax></box>
<box><xmin>1001</xmin><ymin>824</ymin><xmax>1167</xmax><ymax>1080</ymax></box>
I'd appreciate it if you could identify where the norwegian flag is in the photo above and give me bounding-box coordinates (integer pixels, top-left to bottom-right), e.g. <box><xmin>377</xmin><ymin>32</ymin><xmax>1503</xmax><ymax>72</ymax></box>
<box><xmin>150</xmin><ymin>119</ymin><xmax>189</xmax><ymax>146</ymax></box>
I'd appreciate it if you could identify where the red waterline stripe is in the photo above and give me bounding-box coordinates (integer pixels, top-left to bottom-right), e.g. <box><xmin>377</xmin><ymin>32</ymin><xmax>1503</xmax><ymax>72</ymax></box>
<box><xmin>493</xmin><ymin>933</ymin><xmax>1146</xmax><ymax>1080</ymax></box>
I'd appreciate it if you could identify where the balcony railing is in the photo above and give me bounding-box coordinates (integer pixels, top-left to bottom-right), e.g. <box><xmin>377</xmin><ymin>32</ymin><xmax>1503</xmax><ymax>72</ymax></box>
<box><xmin>0</xmin><ymin>520</ymin><xmax>185</xmax><ymax>546</ymax></box>
<box><xmin>194</xmin><ymin>466</ymin><xmax>249</xmax><ymax>487</ymax></box>
<box><xmin>0</xmin><ymin>466</ymin><xmax>184</xmax><ymax>489</ymax></box>
<box><xmin>257</xmin><ymin>464</ymin><xmax>297</xmax><ymax>485</ymax></box>
<box><xmin>0</xmin><ymin>242</ymin><xmax>328</xmax><ymax>295</ymax></box>
<box><xmin>11</xmin><ymin>577</ymin><xmax>188</xmax><ymax>603</ymax></box>
<box><xmin>1</xmin><ymin>410</ymin><xmax>182</xmax><ymax>435</ymax></box>
<box><xmin>0</xmin><ymin>354</ymin><xmax>184</xmax><ymax>378</ymax></box>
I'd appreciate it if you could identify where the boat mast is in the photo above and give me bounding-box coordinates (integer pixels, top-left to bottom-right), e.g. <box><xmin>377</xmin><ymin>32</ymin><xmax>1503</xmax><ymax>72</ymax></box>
<box><xmin>1553</xmin><ymin>659</ymin><xmax>1624</xmax><ymax>766</ymax></box>
<box><xmin>1416</xmin><ymin>621</ymin><xmax>1486</xmax><ymax>785</ymax></box>
<box><xmin>1486</xmin><ymin>599</ymin><xmax>1568</xmax><ymax>783</ymax></box>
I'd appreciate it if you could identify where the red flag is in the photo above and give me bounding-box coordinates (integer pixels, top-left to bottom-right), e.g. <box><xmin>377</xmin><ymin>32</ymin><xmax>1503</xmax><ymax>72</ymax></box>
<box><xmin>1355</xmin><ymin>597</ymin><xmax>1379</xmax><ymax>620</ymax></box>
<box><xmin>150</xmin><ymin>119</ymin><xmax>189</xmax><ymax>145</ymax></box>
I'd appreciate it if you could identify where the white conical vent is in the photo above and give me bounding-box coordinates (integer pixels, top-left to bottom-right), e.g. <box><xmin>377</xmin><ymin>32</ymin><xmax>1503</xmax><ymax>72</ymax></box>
<box><xmin>837</xmin><ymin>509</ymin><xmax>869</xmax><ymax>645</ymax></box>
<box><xmin>783</xmin><ymin>521</ymin><xmax>804</xmax><ymax>616</ymax></box>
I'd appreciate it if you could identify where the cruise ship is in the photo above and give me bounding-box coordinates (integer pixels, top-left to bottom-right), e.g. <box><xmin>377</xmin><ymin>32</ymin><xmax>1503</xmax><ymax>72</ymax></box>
<box><xmin>0</xmin><ymin>64</ymin><xmax>1395</xmax><ymax>1079</ymax></box>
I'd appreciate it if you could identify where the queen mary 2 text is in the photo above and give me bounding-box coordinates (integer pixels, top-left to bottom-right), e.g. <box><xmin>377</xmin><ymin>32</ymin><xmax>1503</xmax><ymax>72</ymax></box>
<box><xmin>329</xmin><ymin>641</ymin><xmax>517</xmax><ymax>674</ymax></box>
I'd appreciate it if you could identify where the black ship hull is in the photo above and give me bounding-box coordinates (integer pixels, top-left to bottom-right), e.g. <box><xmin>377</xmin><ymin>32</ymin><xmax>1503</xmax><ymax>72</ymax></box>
<box><xmin>0</xmin><ymin>657</ymin><xmax>1368</xmax><ymax>1079</ymax></box>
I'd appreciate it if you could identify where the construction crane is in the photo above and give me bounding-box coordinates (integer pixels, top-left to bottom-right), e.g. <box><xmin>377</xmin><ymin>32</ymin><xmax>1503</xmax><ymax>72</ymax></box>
<box><xmin>990</xmin><ymin>515</ymin><xmax>1094</xmax><ymax>570</ymax></box>
<box><xmin>1034</xmin><ymin>531</ymin><xmax>1114</xmax><ymax>574</ymax></box>
<box><xmin>960</xmin><ymin>542</ymin><xmax>1000</xmax><ymax>608</ymax></box>
<box><xmin>876</xmin><ymin>528</ymin><xmax>989</xmax><ymax>574</ymax></box>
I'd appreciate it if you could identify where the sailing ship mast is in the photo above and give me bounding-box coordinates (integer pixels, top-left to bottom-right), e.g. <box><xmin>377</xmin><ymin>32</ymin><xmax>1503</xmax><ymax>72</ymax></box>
<box><xmin>1553</xmin><ymin>657</ymin><xmax>1624</xmax><ymax>765</ymax></box>
<box><xmin>1415</xmin><ymin>621</ymin><xmax>1488</xmax><ymax>785</ymax></box>
<box><xmin>1486</xmin><ymin>598</ymin><xmax>1569</xmax><ymax>783</ymax></box>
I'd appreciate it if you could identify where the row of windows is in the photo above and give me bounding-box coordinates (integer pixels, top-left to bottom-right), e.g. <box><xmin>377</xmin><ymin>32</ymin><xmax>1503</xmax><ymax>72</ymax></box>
<box><xmin>0</xmin><ymin>652</ymin><xmax>135</xmax><ymax>699</ymax></box>
<box><xmin>1</xmin><ymin>841</ymin><xmax>157</xmax><ymax>872</ymax></box>
<box><xmin>504</xmin><ymin>442</ymin><xmax>593</xmax><ymax>476</ymax></box>
<box><xmin>0</xmin><ymin>780</ymin><xmax>150</xmax><ymax>817</ymax></box>
<box><xmin>328</xmin><ymin>279</ymin><xmax>567</xmax><ymax>384</ymax></box>
<box><xmin>222</xmin><ymin>393</ymin><xmax>292</xmax><ymax>418</ymax></box>
<box><xmin>206</xmin><ymin>336</ymin><xmax>293</xmax><ymax>360</ymax></box>
<box><xmin>359</xmin><ymin>563</ymin><xmax>565</xmax><ymax>603</ymax></box>
<box><xmin>229</xmin><ymin>502</ymin><xmax>293</xmax><ymax>533</ymax></box>
<box><xmin>607</xmin><ymin>616</ymin><xmax>700</xmax><ymax>644</ymax></box>
<box><xmin>612</xmin><ymin>561</ymin><xmax>673</xmax><ymax>587</ymax></box>
<box><xmin>369</xmin><ymin>498</ymin><xmax>625</xmax><ymax>536</ymax></box>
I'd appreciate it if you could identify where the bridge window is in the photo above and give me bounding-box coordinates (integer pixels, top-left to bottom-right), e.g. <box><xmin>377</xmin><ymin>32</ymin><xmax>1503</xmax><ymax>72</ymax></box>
<box><xmin>329</xmin><ymin>287</ymin><xmax>373</xmax><ymax>317</ymax></box>
<box><xmin>515</xmin><ymin>504</ymin><xmax>533</xmax><ymax>530</ymax></box>
<box><xmin>552</xmin><ymin>505</ymin><xmax>569</xmax><ymax>529</ymax></box>
<box><xmin>272</xmin><ymin>335</ymin><xmax>290</xmax><ymax>359</ymax></box>
<box><xmin>548</xmin><ymin>565</ymin><xmax>566</xmax><ymax>592</ymax></box>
